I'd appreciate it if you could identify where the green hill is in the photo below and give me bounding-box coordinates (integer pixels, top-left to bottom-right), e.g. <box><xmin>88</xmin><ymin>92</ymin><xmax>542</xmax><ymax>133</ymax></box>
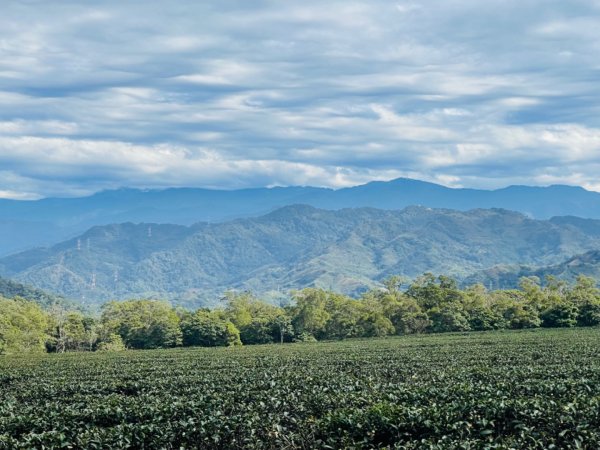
<box><xmin>2</xmin><ymin>205</ymin><xmax>600</xmax><ymax>308</ymax></box>
<box><xmin>465</xmin><ymin>250</ymin><xmax>600</xmax><ymax>289</ymax></box>
<box><xmin>0</xmin><ymin>275</ymin><xmax>70</xmax><ymax>309</ymax></box>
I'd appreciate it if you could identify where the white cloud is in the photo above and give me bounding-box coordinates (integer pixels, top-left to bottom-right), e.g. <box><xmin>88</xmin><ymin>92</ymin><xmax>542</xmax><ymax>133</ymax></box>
<box><xmin>173</xmin><ymin>61</ymin><xmax>262</xmax><ymax>86</ymax></box>
<box><xmin>0</xmin><ymin>190</ymin><xmax>41</xmax><ymax>200</ymax></box>
<box><xmin>0</xmin><ymin>120</ymin><xmax>78</xmax><ymax>135</ymax></box>
<box><xmin>0</xmin><ymin>0</ymin><xmax>599</xmax><ymax>197</ymax></box>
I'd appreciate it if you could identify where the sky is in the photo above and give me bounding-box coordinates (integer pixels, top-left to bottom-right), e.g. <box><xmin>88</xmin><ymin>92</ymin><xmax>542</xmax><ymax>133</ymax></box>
<box><xmin>1</xmin><ymin>0</ymin><xmax>600</xmax><ymax>199</ymax></box>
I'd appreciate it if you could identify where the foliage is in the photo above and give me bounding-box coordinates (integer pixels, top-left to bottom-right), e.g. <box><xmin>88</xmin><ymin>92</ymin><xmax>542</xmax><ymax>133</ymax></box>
<box><xmin>223</xmin><ymin>291</ymin><xmax>285</xmax><ymax>344</ymax></box>
<box><xmin>428</xmin><ymin>303</ymin><xmax>471</xmax><ymax>333</ymax></box>
<box><xmin>47</xmin><ymin>310</ymin><xmax>98</xmax><ymax>353</ymax></box>
<box><xmin>96</xmin><ymin>333</ymin><xmax>126</xmax><ymax>352</ymax></box>
<box><xmin>578</xmin><ymin>301</ymin><xmax>600</xmax><ymax>327</ymax></box>
<box><xmin>1</xmin><ymin>328</ymin><xmax>599</xmax><ymax>448</ymax></box>
<box><xmin>541</xmin><ymin>302</ymin><xmax>579</xmax><ymax>328</ymax></box>
<box><xmin>180</xmin><ymin>309</ymin><xmax>241</xmax><ymax>347</ymax></box>
<box><xmin>0</xmin><ymin>276</ymin><xmax>70</xmax><ymax>310</ymax></box>
<box><xmin>0</xmin><ymin>296</ymin><xmax>49</xmax><ymax>355</ymax></box>
<box><xmin>289</xmin><ymin>289</ymin><xmax>330</xmax><ymax>339</ymax></box>
<box><xmin>501</xmin><ymin>302</ymin><xmax>542</xmax><ymax>329</ymax></box>
<box><xmin>100</xmin><ymin>300</ymin><xmax>182</xmax><ymax>349</ymax></box>
<box><xmin>3</xmin><ymin>273</ymin><xmax>600</xmax><ymax>353</ymax></box>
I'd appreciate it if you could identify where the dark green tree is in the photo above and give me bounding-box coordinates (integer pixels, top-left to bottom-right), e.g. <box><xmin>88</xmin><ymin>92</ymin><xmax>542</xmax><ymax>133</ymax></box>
<box><xmin>181</xmin><ymin>309</ymin><xmax>241</xmax><ymax>347</ymax></box>
<box><xmin>101</xmin><ymin>300</ymin><xmax>182</xmax><ymax>349</ymax></box>
<box><xmin>541</xmin><ymin>303</ymin><xmax>578</xmax><ymax>328</ymax></box>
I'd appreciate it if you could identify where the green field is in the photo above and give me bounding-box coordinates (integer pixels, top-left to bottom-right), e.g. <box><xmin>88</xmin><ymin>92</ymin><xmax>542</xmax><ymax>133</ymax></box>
<box><xmin>1</xmin><ymin>329</ymin><xmax>599</xmax><ymax>449</ymax></box>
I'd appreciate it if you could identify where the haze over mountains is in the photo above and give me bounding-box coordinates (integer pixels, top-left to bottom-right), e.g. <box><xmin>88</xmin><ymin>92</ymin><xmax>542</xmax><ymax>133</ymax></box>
<box><xmin>3</xmin><ymin>177</ymin><xmax>600</xmax><ymax>257</ymax></box>
<box><xmin>2</xmin><ymin>205</ymin><xmax>600</xmax><ymax>308</ymax></box>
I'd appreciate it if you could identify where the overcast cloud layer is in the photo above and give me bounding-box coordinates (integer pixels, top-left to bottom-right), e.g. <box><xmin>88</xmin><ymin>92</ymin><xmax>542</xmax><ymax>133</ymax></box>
<box><xmin>1</xmin><ymin>0</ymin><xmax>600</xmax><ymax>198</ymax></box>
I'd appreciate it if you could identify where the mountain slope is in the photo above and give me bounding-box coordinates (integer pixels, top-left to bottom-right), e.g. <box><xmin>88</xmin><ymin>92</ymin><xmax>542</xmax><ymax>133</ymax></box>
<box><xmin>0</xmin><ymin>275</ymin><xmax>70</xmax><ymax>309</ymax></box>
<box><xmin>2</xmin><ymin>205</ymin><xmax>600</xmax><ymax>308</ymax></box>
<box><xmin>465</xmin><ymin>250</ymin><xmax>600</xmax><ymax>289</ymax></box>
<box><xmin>3</xmin><ymin>178</ymin><xmax>600</xmax><ymax>256</ymax></box>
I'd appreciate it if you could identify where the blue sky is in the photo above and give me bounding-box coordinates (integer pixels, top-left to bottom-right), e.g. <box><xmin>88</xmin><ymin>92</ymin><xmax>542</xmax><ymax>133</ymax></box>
<box><xmin>1</xmin><ymin>0</ymin><xmax>599</xmax><ymax>199</ymax></box>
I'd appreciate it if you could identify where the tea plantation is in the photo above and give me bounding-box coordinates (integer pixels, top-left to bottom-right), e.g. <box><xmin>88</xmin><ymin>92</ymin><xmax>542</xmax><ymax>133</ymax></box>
<box><xmin>1</xmin><ymin>328</ymin><xmax>599</xmax><ymax>449</ymax></box>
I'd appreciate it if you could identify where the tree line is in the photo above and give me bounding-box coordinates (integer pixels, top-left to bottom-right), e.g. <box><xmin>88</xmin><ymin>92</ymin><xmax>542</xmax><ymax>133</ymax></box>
<box><xmin>1</xmin><ymin>274</ymin><xmax>600</xmax><ymax>355</ymax></box>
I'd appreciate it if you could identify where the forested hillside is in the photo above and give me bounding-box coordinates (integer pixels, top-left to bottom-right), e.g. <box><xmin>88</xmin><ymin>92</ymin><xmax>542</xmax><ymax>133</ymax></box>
<box><xmin>2</xmin><ymin>205</ymin><xmax>600</xmax><ymax>307</ymax></box>
<box><xmin>466</xmin><ymin>250</ymin><xmax>600</xmax><ymax>289</ymax></box>
<box><xmin>0</xmin><ymin>276</ymin><xmax>69</xmax><ymax>309</ymax></box>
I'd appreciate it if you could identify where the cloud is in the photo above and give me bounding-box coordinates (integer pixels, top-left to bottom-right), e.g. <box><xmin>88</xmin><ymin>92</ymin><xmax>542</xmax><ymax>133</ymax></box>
<box><xmin>0</xmin><ymin>0</ymin><xmax>599</xmax><ymax>198</ymax></box>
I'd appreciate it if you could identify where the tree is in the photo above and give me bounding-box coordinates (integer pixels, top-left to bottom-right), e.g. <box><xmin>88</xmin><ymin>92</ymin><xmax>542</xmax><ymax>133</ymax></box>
<box><xmin>47</xmin><ymin>303</ymin><xmax>69</xmax><ymax>353</ymax></box>
<box><xmin>290</xmin><ymin>289</ymin><xmax>331</xmax><ymax>339</ymax></box>
<box><xmin>223</xmin><ymin>291</ymin><xmax>255</xmax><ymax>329</ymax></box>
<box><xmin>224</xmin><ymin>292</ymin><xmax>288</xmax><ymax>344</ymax></box>
<box><xmin>323</xmin><ymin>293</ymin><xmax>363</xmax><ymax>339</ymax></box>
<box><xmin>48</xmin><ymin>311</ymin><xmax>97</xmax><ymax>352</ymax></box>
<box><xmin>62</xmin><ymin>312</ymin><xmax>88</xmax><ymax>351</ymax></box>
<box><xmin>0</xmin><ymin>296</ymin><xmax>49</xmax><ymax>355</ymax></box>
<box><xmin>567</xmin><ymin>276</ymin><xmax>600</xmax><ymax>326</ymax></box>
<box><xmin>225</xmin><ymin>321</ymin><xmax>242</xmax><ymax>346</ymax></box>
<box><xmin>381</xmin><ymin>275</ymin><xmax>408</xmax><ymax>297</ymax></box>
<box><xmin>239</xmin><ymin>318</ymin><xmax>275</xmax><ymax>345</ymax></box>
<box><xmin>82</xmin><ymin>316</ymin><xmax>99</xmax><ymax>351</ymax></box>
<box><xmin>541</xmin><ymin>303</ymin><xmax>578</xmax><ymax>328</ymax></box>
<box><xmin>274</xmin><ymin>314</ymin><xmax>293</xmax><ymax>344</ymax></box>
<box><xmin>96</xmin><ymin>333</ymin><xmax>126</xmax><ymax>352</ymax></box>
<box><xmin>396</xmin><ymin>309</ymin><xmax>431</xmax><ymax>334</ymax></box>
<box><xmin>360</xmin><ymin>312</ymin><xmax>395</xmax><ymax>337</ymax></box>
<box><xmin>101</xmin><ymin>300</ymin><xmax>182</xmax><ymax>349</ymax></box>
<box><xmin>519</xmin><ymin>276</ymin><xmax>547</xmax><ymax>311</ymax></box>
<box><xmin>428</xmin><ymin>303</ymin><xmax>471</xmax><ymax>333</ymax></box>
<box><xmin>181</xmin><ymin>309</ymin><xmax>241</xmax><ymax>347</ymax></box>
<box><xmin>462</xmin><ymin>284</ymin><xmax>504</xmax><ymax>330</ymax></box>
<box><xmin>406</xmin><ymin>274</ymin><xmax>463</xmax><ymax>310</ymax></box>
<box><xmin>497</xmin><ymin>301</ymin><xmax>541</xmax><ymax>329</ymax></box>
<box><xmin>578</xmin><ymin>302</ymin><xmax>600</xmax><ymax>326</ymax></box>
<box><xmin>363</xmin><ymin>279</ymin><xmax>431</xmax><ymax>335</ymax></box>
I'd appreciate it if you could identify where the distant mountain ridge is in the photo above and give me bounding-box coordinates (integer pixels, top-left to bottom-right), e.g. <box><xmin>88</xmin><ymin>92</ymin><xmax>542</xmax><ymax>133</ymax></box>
<box><xmin>2</xmin><ymin>205</ymin><xmax>600</xmax><ymax>309</ymax></box>
<box><xmin>2</xmin><ymin>178</ymin><xmax>600</xmax><ymax>256</ymax></box>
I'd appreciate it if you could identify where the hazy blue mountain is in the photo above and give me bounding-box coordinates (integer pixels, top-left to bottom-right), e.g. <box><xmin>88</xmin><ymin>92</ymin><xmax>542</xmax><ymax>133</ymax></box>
<box><xmin>2</xmin><ymin>205</ymin><xmax>600</xmax><ymax>309</ymax></box>
<box><xmin>0</xmin><ymin>186</ymin><xmax>326</xmax><ymax>255</ymax></box>
<box><xmin>0</xmin><ymin>220</ymin><xmax>66</xmax><ymax>256</ymax></box>
<box><xmin>2</xmin><ymin>178</ymin><xmax>600</xmax><ymax>256</ymax></box>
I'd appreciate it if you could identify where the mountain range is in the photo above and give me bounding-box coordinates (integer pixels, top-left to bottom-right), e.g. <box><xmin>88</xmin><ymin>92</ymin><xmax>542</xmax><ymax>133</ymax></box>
<box><xmin>2</xmin><ymin>205</ymin><xmax>600</xmax><ymax>309</ymax></box>
<box><xmin>3</xmin><ymin>177</ymin><xmax>600</xmax><ymax>256</ymax></box>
